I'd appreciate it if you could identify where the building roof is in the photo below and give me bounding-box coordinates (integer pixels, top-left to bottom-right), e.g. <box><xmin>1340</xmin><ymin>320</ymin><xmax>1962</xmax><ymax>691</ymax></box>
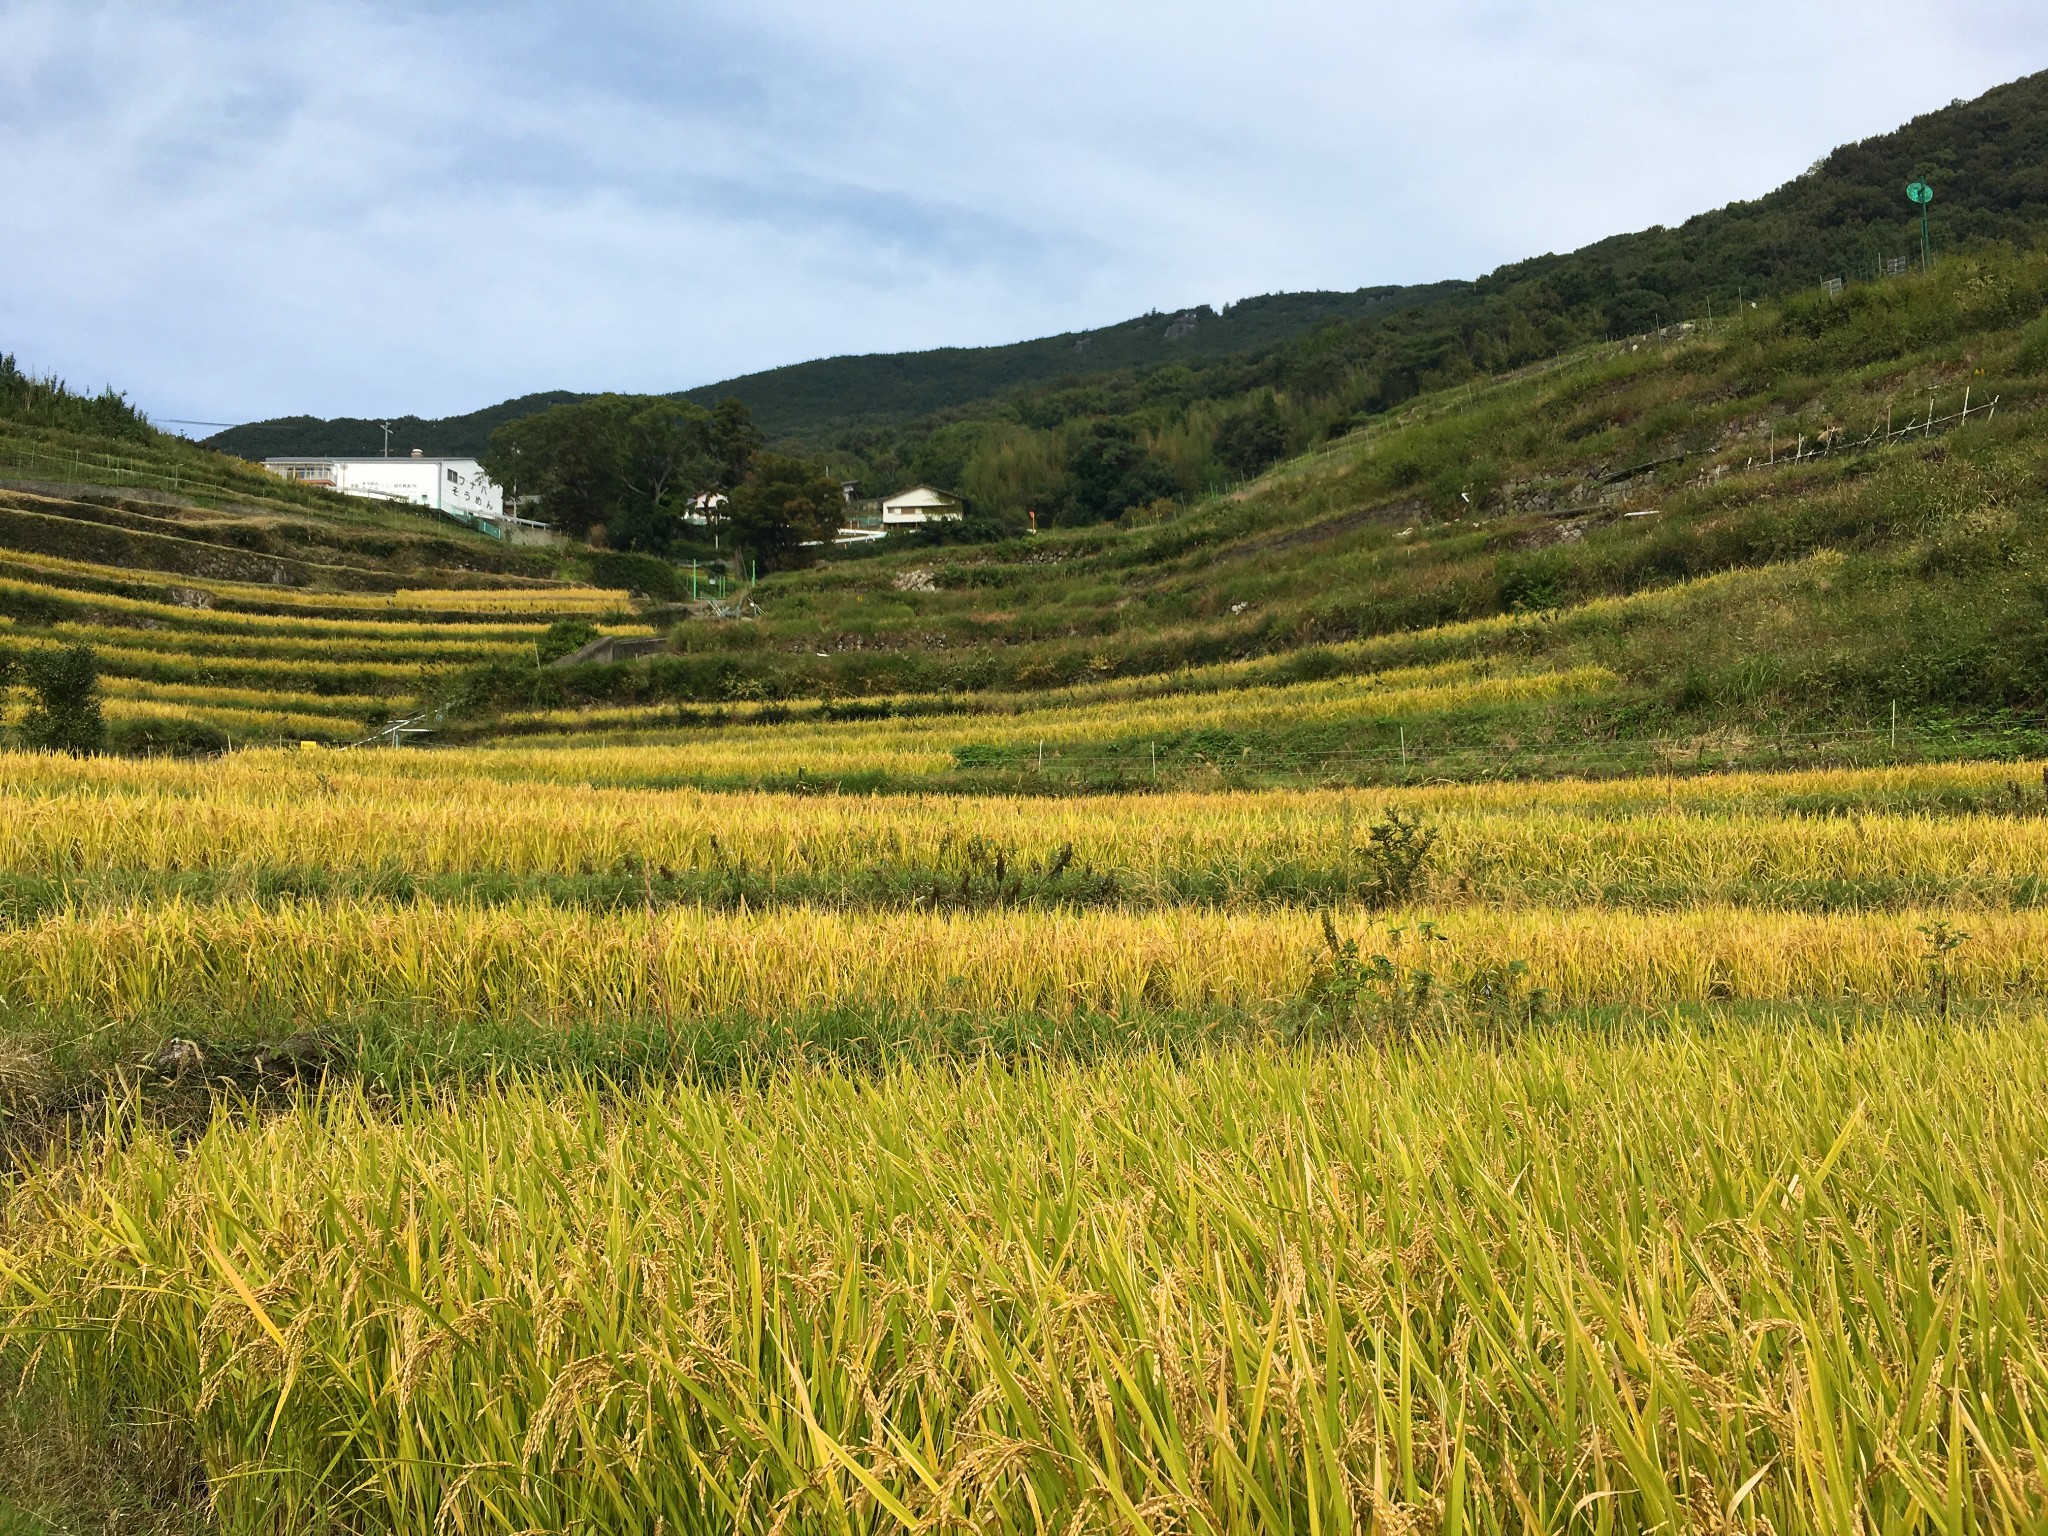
<box><xmin>262</xmin><ymin>456</ymin><xmax>485</xmax><ymax>467</ymax></box>
<box><xmin>881</xmin><ymin>484</ymin><xmax>963</xmax><ymax>508</ymax></box>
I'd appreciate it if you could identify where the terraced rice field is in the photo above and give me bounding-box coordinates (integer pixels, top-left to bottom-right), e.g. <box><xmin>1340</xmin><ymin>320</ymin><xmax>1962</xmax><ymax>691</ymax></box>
<box><xmin>5</xmin><ymin>744</ymin><xmax>2048</xmax><ymax>1532</ymax></box>
<box><xmin>0</xmin><ymin>486</ymin><xmax>647</xmax><ymax>745</ymax></box>
<box><xmin>473</xmin><ymin>661</ymin><xmax>1618</xmax><ymax>783</ymax></box>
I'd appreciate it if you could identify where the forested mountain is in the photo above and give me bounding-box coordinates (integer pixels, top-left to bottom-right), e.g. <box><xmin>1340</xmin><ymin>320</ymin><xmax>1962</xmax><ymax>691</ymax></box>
<box><xmin>208</xmin><ymin>70</ymin><xmax>2048</xmax><ymax>522</ymax></box>
<box><xmin>204</xmin><ymin>390</ymin><xmax>587</xmax><ymax>462</ymax></box>
<box><xmin>669</xmin><ymin>284</ymin><xmax>1466</xmax><ymax>436</ymax></box>
<box><xmin>201</xmin><ymin>288</ymin><xmax>1456</xmax><ymax>460</ymax></box>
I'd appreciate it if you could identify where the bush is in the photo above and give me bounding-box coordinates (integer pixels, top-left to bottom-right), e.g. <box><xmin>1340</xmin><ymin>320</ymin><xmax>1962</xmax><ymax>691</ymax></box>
<box><xmin>537</xmin><ymin>619</ymin><xmax>600</xmax><ymax>665</ymax></box>
<box><xmin>19</xmin><ymin>644</ymin><xmax>105</xmax><ymax>755</ymax></box>
<box><xmin>1354</xmin><ymin>809</ymin><xmax>1438</xmax><ymax>907</ymax></box>
<box><xmin>588</xmin><ymin>552</ymin><xmax>682</xmax><ymax>602</ymax></box>
<box><xmin>2016</xmin><ymin>312</ymin><xmax>2048</xmax><ymax>374</ymax></box>
<box><xmin>1215</xmin><ymin>397</ymin><xmax>1289</xmax><ymax>477</ymax></box>
<box><xmin>108</xmin><ymin>717</ymin><xmax>230</xmax><ymax>757</ymax></box>
<box><xmin>1298</xmin><ymin>913</ymin><xmax>1449</xmax><ymax>1043</ymax></box>
<box><xmin>897</xmin><ymin>511</ymin><xmax>1025</xmax><ymax>547</ymax></box>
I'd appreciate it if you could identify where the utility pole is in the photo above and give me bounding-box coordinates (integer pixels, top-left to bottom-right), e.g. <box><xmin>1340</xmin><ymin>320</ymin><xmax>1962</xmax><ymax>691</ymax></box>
<box><xmin>379</xmin><ymin>422</ymin><xmax>392</xmax><ymax>458</ymax></box>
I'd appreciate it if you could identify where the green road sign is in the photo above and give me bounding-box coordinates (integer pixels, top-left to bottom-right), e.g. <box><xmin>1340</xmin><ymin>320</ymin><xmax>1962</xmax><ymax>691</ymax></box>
<box><xmin>1907</xmin><ymin>182</ymin><xmax>1934</xmax><ymax>269</ymax></box>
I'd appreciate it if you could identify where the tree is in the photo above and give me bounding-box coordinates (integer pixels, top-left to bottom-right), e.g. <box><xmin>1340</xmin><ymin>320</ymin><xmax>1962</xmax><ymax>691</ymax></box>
<box><xmin>1215</xmin><ymin>395</ymin><xmax>1290</xmax><ymax>477</ymax></box>
<box><xmin>725</xmin><ymin>455</ymin><xmax>844</xmax><ymax>572</ymax></box>
<box><xmin>710</xmin><ymin>397</ymin><xmax>765</xmax><ymax>490</ymax></box>
<box><xmin>1058</xmin><ymin>421</ymin><xmax>1182</xmax><ymax>523</ymax></box>
<box><xmin>21</xmin><ymin>644</ymin><xmax>104</xmax><ymax>754</ymax></box>
<box><xmin>484</xmin><ymin>395</ymin><xmax>715</xmax><ymax>552</ymax></box>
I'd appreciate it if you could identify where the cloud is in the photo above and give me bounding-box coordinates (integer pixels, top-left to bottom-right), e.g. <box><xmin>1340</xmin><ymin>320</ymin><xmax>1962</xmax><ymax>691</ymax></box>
<box><xmin>0</xmin><ymin>0</ymin><xmax>2042</xmax><ymax>425</ymax></box>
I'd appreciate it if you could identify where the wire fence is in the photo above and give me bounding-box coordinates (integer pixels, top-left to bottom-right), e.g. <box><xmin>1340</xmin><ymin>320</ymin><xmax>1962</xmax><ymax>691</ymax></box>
<box><xmin>1721</xmin><ymin>389</ymin><xmax>1998</xmax><ymax>478</ymax></box>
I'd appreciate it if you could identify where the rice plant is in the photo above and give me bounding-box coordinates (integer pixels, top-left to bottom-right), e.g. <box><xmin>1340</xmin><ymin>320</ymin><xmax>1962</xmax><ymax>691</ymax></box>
<box><xmin>6</xmin><ymin>1018</ymin><xmax>2046</xmax><ymax>1533</ymax></box>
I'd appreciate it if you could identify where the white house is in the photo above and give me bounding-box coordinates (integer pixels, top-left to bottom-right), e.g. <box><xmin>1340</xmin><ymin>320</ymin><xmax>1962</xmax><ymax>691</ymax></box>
<box><xmin>683</xmin><ymin>491</ymin><xmax>729</xmax><ymax>526</ymax></box>
<box><xmin>880</xmin><ymin>484</ymin><xmax>966</xmax><ymax>527</ymax></box>
<box><xmin>264</xmin><ymin>451</ymin><xmax>505</xmax><ymax>523</ymax></box>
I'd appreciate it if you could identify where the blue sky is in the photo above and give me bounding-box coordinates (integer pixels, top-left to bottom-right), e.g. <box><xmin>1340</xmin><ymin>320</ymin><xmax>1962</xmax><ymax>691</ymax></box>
<box><xmin>2</xmin><ymin>1</ymin><xmax>2044</xmax><ymax>428</ymax></box>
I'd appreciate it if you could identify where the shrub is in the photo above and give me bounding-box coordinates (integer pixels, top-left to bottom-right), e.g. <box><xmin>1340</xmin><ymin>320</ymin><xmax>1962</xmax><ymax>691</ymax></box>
<box><xmin>19</xmin><ymin>644</ymin><xmax>105</xmax><ymax>755</ymax></box>
<box><xmin>108</xmin><ymin>716</ymin><xmax>231</xmax><ymax>757</ymax></box>
<box><xmin>1355</xmin><ymin>809</ymin><xmax>1439</xmax><ymax>907</ymax></box>
<box><xmin>537</xmin><ymin>619</ymin><xmax>600</xmax><ymax>665</ymax></box>
<box><xmin>589</xmin><ymin>551</ymin><xmax>682</xmax><ymax>602</ymax></box>
<box><xmin>2016</xmin><ymin>312</ymin><xmax>2048</xmax><ymax>374</ymax></box>
<box><xmin>1299</xmin><ymin>913</ymin><xmax>1450</xmax><ymax>1042</ymax></box>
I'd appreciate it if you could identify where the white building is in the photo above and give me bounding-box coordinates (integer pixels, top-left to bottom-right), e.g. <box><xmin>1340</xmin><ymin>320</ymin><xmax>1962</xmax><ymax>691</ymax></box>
<box><xmin>880</xmin><ymin>484</ymin><xmax>966</xmax><ymax>527</ymax></box>
<box><xmin>683</xmin><ymin>491</ymin><xmax>729</xmax><ymax>527</ymax></box>
<box><xmin>264</xmin><ymin>452</ymin><xmax>505</xmax><ymax>523</ymax></box>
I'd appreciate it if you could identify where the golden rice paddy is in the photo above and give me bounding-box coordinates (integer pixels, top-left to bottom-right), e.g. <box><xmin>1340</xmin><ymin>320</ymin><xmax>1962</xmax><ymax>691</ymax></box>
<box><xmin>4</xmin><ymin>744</ymin><xmax>2047</xmax><ymax>1532</ymax></box>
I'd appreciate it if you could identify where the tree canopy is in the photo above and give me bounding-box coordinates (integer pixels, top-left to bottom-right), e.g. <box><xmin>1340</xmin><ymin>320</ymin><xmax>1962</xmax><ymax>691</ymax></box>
<box><xmin>485</xmin><ymin>395</ymin><xmax>736</xmax><ymax>552</ymax></box>
<box><xmin>725</xmin><ymin>454</ymin><xmax>845</xmax><ymax>572</ymax></box>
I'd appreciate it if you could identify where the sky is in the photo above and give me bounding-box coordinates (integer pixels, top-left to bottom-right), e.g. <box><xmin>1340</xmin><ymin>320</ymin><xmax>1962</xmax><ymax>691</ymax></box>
<box><xmin>2</xmin><ymin>1</ymin><xmax>2045</xmax><ymax>430</ymax></box>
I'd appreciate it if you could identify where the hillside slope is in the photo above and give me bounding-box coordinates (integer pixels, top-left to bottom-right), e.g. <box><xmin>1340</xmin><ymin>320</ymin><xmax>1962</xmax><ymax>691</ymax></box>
<box><xmin>805</xmin><ymin>69</ymin><xmax>2048</xmax><ymax>521</ymax></box>
<box><xmin>443</xmin><ymin>247</ymin><xmax>2048</xmax><ymax>787</ymax></box>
